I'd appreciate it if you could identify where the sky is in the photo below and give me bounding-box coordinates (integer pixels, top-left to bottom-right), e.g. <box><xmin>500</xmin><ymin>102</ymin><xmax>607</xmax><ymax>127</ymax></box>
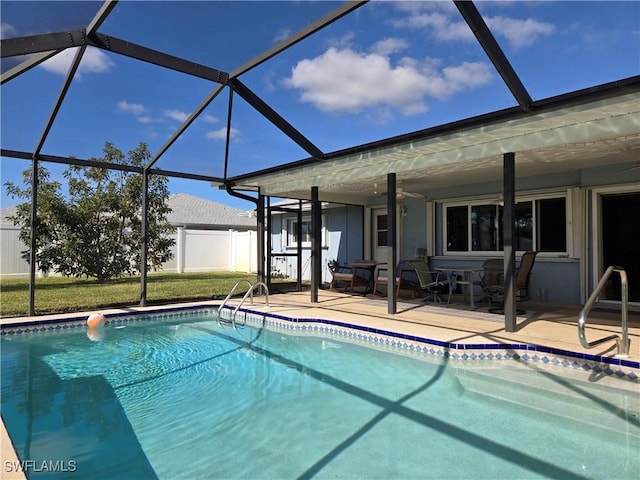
<box><xmin>1</xmin><ymin>0</ymin><xmax>639</xmax><ymax>211</ymax></box>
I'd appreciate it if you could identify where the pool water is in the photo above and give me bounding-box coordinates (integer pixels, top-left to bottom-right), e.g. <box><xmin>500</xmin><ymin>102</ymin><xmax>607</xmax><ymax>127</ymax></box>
<box><xmin>1</xmin><ymin>314</ymin><xmax>639</xmax><ymax>479</ymax></box>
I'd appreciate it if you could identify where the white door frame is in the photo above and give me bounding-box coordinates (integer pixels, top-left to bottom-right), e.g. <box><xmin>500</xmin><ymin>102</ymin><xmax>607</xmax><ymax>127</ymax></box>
<box><xmin>366</xmin><ymin>206</ymin><xmax>402</xmax><ymax>262</ymax></box>
<box><xmin>590</xmin><ymin>183</ymin><xmax>639</xmax><ymax>307</ymax></box>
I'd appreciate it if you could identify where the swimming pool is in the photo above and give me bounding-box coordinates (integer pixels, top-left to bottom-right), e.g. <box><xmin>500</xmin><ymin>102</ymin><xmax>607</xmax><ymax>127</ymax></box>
<box><xmin>2</xmin><ymin>308</ymin><xmax>639</xmax><ymax>479</ymax></box>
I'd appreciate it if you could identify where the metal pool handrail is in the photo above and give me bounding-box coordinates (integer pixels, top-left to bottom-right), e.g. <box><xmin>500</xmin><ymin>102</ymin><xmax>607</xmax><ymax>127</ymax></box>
<box><xmin>217</xmin><ymin>281</ymin><xmax>269</xmax><ymax>329</ymax></box>
<box><xmin>578</xmin><ymin>266</ymin><xmax>630</xmax><ymax>357</ymax></box>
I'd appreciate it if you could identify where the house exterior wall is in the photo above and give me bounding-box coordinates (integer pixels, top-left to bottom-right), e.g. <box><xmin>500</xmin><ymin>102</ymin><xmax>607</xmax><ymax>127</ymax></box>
<box><xmin>270</xmin><ymin>204</ymin><xmax>363</xmax><ymax>284</ymax></box>
<box><xmin>270</xmin><ymin>162</ymin><xmax>637</xmax><ymax>306</ymax></box>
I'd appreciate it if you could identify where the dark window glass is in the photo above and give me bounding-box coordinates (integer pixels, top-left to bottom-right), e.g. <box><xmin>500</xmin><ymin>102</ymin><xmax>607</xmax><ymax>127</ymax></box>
<box><xmin>300</xmin><ymin>220</ymin><xmax>312</xmax><ymax>243</ymax></box>
<box><xmin>377</xmin><ymin>214</ymin><xmax>388</xmax><ymax>247</ymax></box>
<box><xmin>514</xmin><ymin>201</ymin><xmax>533</xmax><ymax>251</ymax></box>
<box><xmin>291</xmin><ymin>219</ymin><xmax>312</xmax><ymax>244</ymax></box>
<box><xmin>472</xmin><ymin>205</ymin><xmax>498</xmax><ymax>251</ymax></box>
<box><xmin>446</xmin><ymin>206</ymin><xmax>468</xmax><ymax>251</ymax></box>
<box><xmin>537</xmin><ymin>198</ymin><xmax>566</xmax><ymax>251</ymax></box>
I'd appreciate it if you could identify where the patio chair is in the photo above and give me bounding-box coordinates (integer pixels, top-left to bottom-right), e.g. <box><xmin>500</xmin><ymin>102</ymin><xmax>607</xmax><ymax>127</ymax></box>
<box><xmin>373</xmin><ymin>265</ymin><xmax>412</xmax><ymax>298</ymax></box>
<box><xmin>329</xmin><ymin>262</ymin><xmax>369</xmax><ymax>295</ymax></box>
<box><xmin>397</xmin><ymin>260</ymin><xmax>451</xmax><ymax>303</ymax></box>
<box><xmin>482</xmin><ymin>251</ymin><xmax>538</xmax><ymax>307</ymax></box>
<box><xmin>479</xmin><ymin>258</ymin><xmax>504</xmax><ymax>305</ymax></box>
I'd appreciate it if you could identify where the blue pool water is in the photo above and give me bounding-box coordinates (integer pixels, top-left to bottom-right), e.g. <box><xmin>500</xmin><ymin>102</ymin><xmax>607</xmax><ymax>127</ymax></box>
<box><xmin>1</xmin><ymin>312</ymin><xmax>639</xmax><ymax>479</ymax></box>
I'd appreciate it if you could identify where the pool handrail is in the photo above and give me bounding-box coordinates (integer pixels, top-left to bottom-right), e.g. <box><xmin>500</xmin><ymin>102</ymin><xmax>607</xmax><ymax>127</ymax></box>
<box><xmin>217</xmin><ymin>281</ymin><xmax>269</xmax><ymax>329</ymax></box>
<box><xmin>217</xmin><ymin>279</ymin><xmax>253</xmax><ymax>319</ymax></box>
<box><xmin>578</xmin><ymin>266</ymin><xmax>630</xmax><ymax>357</ymax></box>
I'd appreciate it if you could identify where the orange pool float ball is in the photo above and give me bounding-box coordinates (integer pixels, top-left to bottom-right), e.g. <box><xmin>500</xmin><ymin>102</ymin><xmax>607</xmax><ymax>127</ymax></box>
<box><xmin>87</xmin><ymin>313</ymin><xmax>106</xmax><ymax>329</ymax></box>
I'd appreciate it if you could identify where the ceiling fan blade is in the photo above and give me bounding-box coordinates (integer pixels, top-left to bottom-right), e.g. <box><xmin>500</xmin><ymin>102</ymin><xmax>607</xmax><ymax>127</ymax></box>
<box><xmin>404</xmin><ymin>191</ymin><xmax>425</xmax><ymax>199</ymax></box>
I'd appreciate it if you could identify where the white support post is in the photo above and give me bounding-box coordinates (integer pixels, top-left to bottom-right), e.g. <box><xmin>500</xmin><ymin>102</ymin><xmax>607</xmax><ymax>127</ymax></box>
<box><xmin>230</xmin><ymin>230</ymin><xmax>237</xmax><ymax>272</ymax></box>
<box><xmin>177</xmin><ymin>227</ymin><xmax>185</xmax><ymax>274</ymax></box>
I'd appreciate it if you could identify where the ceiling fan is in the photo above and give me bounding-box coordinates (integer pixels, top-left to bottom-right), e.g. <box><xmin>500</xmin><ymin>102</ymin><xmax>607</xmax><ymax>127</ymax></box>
<box><xmin>375</xmin><ymin>183</ymin><xmax>426</xmax><ymax>199</ymax></box>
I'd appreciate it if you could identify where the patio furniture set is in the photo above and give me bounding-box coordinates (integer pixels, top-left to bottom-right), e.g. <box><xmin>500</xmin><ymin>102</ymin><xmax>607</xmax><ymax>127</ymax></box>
<box><xmin>329</xmin><ymin>252</ymin><xmax>538</xmax><ymax>311</ymax></box>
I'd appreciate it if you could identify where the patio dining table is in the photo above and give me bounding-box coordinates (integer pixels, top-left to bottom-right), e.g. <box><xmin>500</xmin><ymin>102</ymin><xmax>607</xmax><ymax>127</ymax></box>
<box><xmin>350</xmin><ymin>260</ymin><xmax>382</xmax><ymax>294</ymax></box>
<box><xmin>434</xmin><ymin>266</ymin><xmax>484</xmax><ymax>309</ymax></box>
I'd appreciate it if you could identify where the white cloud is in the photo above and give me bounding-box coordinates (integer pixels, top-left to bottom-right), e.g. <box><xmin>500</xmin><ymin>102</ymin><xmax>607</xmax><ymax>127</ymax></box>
<box><xmin>138</xmin><ymin>116</ymin><xmax>161</xmax><ymax>124</ymax></box>
<box><xmin>274</xmin><ymin>28</ymin><xmax>292</xmax><ymax>43</ymax></box>
<box><xmin>118</xmin><ymin>101</ymin><xmax>145</xmax><ymax>116</ymax></box>
<box><xmin>283</xmin><ymin>47</ymin><xmax>493</xmax><ymax>117</ymax></box>
<box><xmin>1</xmin><ymin>22</ymin><xmax>17</xmax><ymax>39</ymax></box>
<box><xmin>39</xmin><ymin>46</ymin><xmax>114</xmax><ymax>76</ymax></box>
<box><xmin>207</xmin><ymin>127</ymin><xmax>239</xmax><ymax>141</ymax></box>
<box><xmin>201</xmin><ymin>114</ymin><xmax>218</xmax><ymax>123</ymax></box>
<box><xmin>391</xmin><ymin>12</ymin><xmax>472</xmax><ymax>42</ymax></box>
<box><xmin>328</xmin><ymin>32</ymin><xmax>356</xmax><ymax>49</ymax></box>
<box><xmin>486</xmin><ymin>16</ymin><xmax>556</xmax><ymax>49</ymax></box>
<box><xmin>164</xmin><ymin>109</ymin><xmax>189</xmax><ymax>122</ymax></box>
<box><xmin>372</xmin><ymin>37</ymin><xmax>409</xmax><ymax>56</ymax></box>
<box><xmin>390</xmin><ymin>5</ymin><xmax>555</xmax><ymax>50</ymax></box>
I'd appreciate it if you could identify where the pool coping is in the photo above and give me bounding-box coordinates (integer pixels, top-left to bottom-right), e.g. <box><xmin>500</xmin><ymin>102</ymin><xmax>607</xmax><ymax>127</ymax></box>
<box><xmin>2</xmin><ymin>303</ymin><xmax>638</xmax><ymax>382</ymax></box>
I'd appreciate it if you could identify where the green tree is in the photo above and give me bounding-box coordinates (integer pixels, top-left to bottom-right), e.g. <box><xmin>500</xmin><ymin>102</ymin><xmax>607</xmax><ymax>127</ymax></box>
<box><xmin>4</xmin><ymin>142</ymin><xmax>176</xmax><ymax>282</ymax></box>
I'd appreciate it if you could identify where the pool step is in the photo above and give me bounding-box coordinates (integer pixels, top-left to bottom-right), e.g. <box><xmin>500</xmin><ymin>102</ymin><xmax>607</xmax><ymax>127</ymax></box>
<box><xmin>455</xmin><ymin>366</ymin><xmax>640</xmax><ymax>436</ymax></box>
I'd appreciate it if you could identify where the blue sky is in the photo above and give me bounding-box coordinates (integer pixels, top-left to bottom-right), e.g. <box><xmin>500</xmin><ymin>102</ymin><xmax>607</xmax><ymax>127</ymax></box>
<box><xmin>1</xmin><ymin>1</ymin><xmax>639</xmax><ymax>211</ymax></box>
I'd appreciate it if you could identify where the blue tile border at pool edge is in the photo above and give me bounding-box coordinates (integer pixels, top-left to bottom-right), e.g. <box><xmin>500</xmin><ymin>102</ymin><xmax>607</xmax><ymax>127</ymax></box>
<box><xmin>236</xmin><ymin>307</ymin><xmax>640</xmax><ymax>379</ymax></box>
<box><xmin>2</xmin><ymin>304</ymin><xmax>638</xmax><ymax>381</ymax></box>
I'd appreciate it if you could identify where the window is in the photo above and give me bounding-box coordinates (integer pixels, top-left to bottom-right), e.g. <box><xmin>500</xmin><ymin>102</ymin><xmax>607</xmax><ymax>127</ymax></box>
<box><xmin>289</xmin><ymin>218</ymin><xmax>312</xmax><ymax>245</ymax></box>
<box><xmin>285</xmin><ymin>215</ymin><xmax>327</xmax><ymax>247</ymax></box>
<box><xmin>444</xmin><ymin>194</ymin><xmax>566</xmax><ymax>254</ymax></box>
<box><xmin>537</xmin><ymin>198</ymin><xmax>566</xmax><ymax>251</ymax></box>
<box><xmin>376</xmin><ymin>214</ymin><xmax>388</xmax><ymax>247</ymax></box>
<box><xmin>446</xmin><ymin>206</ymin><xmax>468</xmax><ymax>251</ymax></box>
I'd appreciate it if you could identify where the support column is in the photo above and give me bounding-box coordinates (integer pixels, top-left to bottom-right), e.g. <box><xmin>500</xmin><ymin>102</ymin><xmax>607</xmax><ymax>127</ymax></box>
<box><xmin>297</xmin><ymin>200</ymin><xmax>303</xmax><ymax>291</ymax></box>
<box><xmin>139</xmin><ymin>170</ymin><xmax>149</xmax><ymax>307</ymax></box>
<box><xmin>311</xmin><ymin>187</ymin><xmax>321</xmax><ymax>302</ymax></box>
<box><xmin>258</xmin><ymin>193</ymin><xmax>266</xmax><ymax>286</ymax></box>
<box><xmin>229</xmin><ymin>229</ymin><xmax>236</xmax><ymax>272</ymax></box>
<box><xmin>28</xmin><ymin>157</ymin><xmax>39</xmax><ymax>316</ymax></box>
<box><xmin>387</xmin><ymin>173</ymin><xmax>397</xmax><ymax>315</ymax></box>
<box><xmin>176</xmin><ymin>227</ymin><xmax>185</xmax><ymax>274</ymax></box>
<box><xmin>503</xmin><ymin>152</ymin><xmax>516</xmax><ymax>332</ymax></box>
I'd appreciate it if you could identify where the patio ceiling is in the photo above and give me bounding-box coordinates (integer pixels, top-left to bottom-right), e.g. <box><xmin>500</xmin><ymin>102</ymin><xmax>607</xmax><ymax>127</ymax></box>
<box><xmin>231</xmin><ymin>83</ymin><xmax>640</xmax><ymax>203</ymax></box>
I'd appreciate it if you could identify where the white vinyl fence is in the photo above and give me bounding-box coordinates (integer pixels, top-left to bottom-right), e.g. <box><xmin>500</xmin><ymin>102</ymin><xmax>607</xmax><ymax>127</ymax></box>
<box><xmin>1</xmin><ymin>222</ymin><xmax>30</xmax><ymax>277</ymax></box>
<box><xmin>0</xmin><ymin>222</ymin><xmax>257</xmax><ymax>277</ymax></box>
<box><xmin>163</xmin><ymin>227</ymin><xmax>258</xmax><ymax>274</ymax></box>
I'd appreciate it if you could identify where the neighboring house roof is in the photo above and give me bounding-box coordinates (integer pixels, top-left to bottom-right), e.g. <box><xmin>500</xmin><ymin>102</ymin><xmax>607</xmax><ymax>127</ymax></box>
<box><xmin>0</xmin><ymin>206</ymin><xmax>18</xmax><ymax>225</ymax></box>
<box><xmin>167</xmin><ymin>193</ymin><xmax>256</xmax><ymax>230</ymax></box>
<box><xmin>1</xmin><ymin>195</ymin><xmax>257</xmax><ymax>230</ymax></box>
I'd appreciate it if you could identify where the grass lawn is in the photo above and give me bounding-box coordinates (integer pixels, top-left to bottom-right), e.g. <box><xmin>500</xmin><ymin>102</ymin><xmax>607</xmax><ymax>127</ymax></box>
<box><xmin>0</xmin><ymin>271</ymin><xmax>261</xmax><ymax>318</ymax></box>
